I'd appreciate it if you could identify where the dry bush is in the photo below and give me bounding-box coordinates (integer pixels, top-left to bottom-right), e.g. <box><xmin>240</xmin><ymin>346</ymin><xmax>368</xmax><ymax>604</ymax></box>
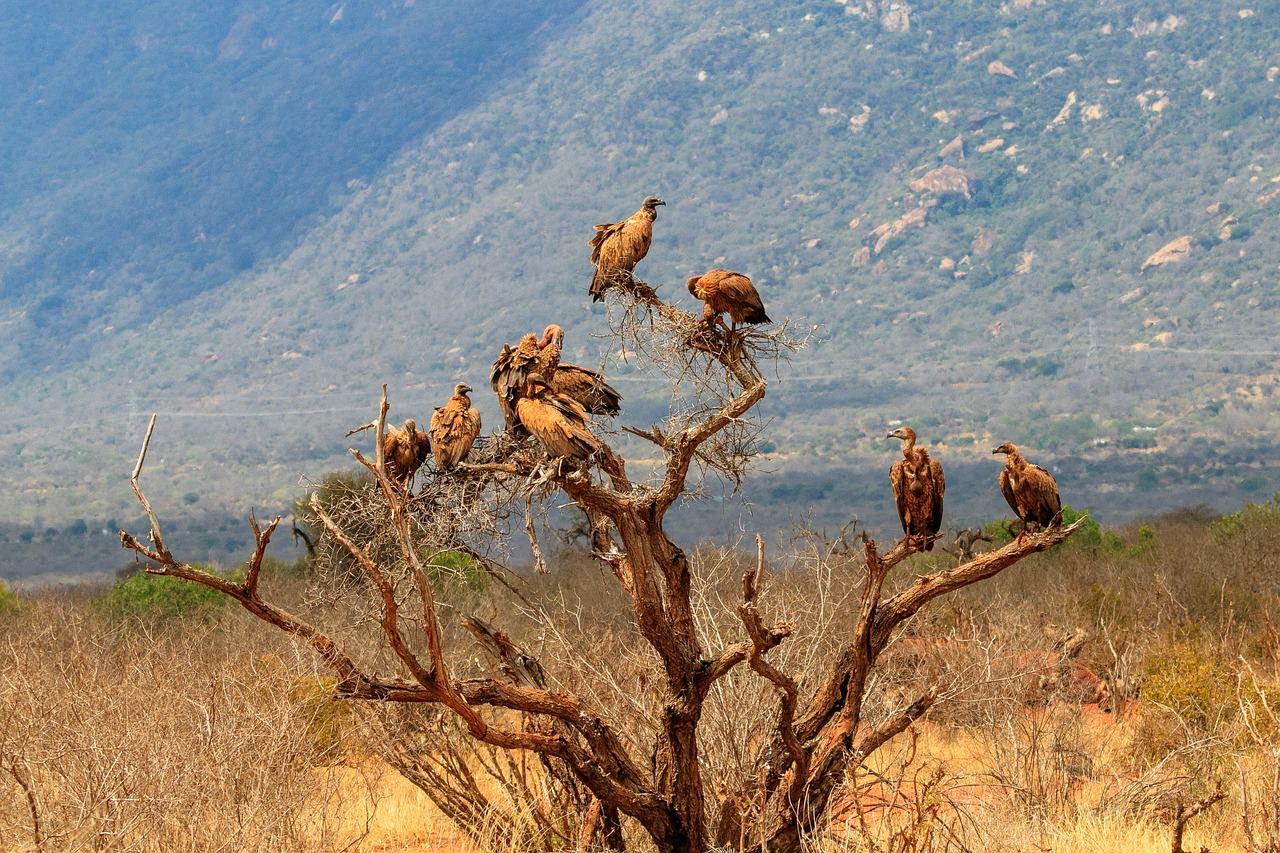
<box><xmin>0</xmin><ymin>591</ymin><xmax>370</xmax><ymax>853</ymax></box>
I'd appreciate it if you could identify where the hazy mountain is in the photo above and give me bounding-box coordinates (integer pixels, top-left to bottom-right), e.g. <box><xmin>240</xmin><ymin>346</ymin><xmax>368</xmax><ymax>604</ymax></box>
<box><xmin>3</xmin><ymin>0</ymin><xmax>1279</xmax><ymax>577</ymax></box>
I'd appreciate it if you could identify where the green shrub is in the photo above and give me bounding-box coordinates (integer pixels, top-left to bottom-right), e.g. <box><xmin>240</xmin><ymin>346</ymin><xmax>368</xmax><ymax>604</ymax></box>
<box><xmin>94</xmin><ymin>567</ymin><xmax>235</xmax><ymax>624</ymax></box>
<box><xmin>289</xmin><ymin>674</ymin><xmax>352</xmax><ymax>765</ymax></box>
<box><xmin>1212</xmin><ymin>494</ymin><xmax>1280</xmax><ymax>538</ymax></box>
<box><xmin>983</xmin><ymin>507</ymin><xmax>1123</xmax><ymax>553</ymax></box>
<box><xmin>425</xmin><ymin>549</ymin><xmax>490</xmax><ymax>592</ymax></box>
<box><xmin>0</xmin><ymin>580</ymin><xmax>18</xmax><ymax>615</ymax></box>
<box><xmin>1140</xmin><ymin>639</ymin><xmax>1235</xmax><ymax>734</ymax></box>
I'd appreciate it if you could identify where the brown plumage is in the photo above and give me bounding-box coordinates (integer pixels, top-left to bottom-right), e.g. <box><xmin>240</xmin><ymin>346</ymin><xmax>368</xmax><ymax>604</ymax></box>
<box><xmin>383</xmin><ymin>418</ymin><xmax>431</xmax><ymax>489</ymax></box>
<box><xmin>686</xmin><ymin>268</ymin><xmax>771</xmax><ymax>330</ymax></box>
<box><xmin>429</xmin><ymin>383</ymin><xmax>482</xmax><ymax>471</ymax></box>
<box><xmin>887</xmin><ymin>426</ymin><xmax>945</xmax><ymax>550</ymax></box>
<box><xmin>491</xmin><ymin>324</ymin><xmax>563</xmax><ymax>432</ymax></box>
<box><xmin>993</xmin><ymin>441</ymin><xmax>1061</xmax><ymax>532</ymax></box>
<box><xmin>515</xmin><ymin>374</ymin><xmax>602</xmax><ymax>462</ymax></box>
<box><xmin>589</xmin><ymin>195</ymin><xmax>664</xmax><ymax>301</ymax></box>
<box><xmin>553</xmin><ymin>363</ymin><xmax>623</xmax><ymax>417</ymax></box>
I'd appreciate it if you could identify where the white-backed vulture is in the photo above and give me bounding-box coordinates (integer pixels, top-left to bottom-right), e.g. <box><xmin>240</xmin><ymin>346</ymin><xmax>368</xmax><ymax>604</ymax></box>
<box><xmin>993</xmin><ymin>441</ymin><xmax>1062</xmax><ymax>532</ymax></box>
<box><xmin>887</xmin><ymin>426</ymin><xmax>945</xmax><ymax>550</ymax></box>
<box><xmin>490</xmin><ymin>324</ymin><xmax>563</xmax><ymax>432</ymax></box>
<box><xmin>429</xmin><ymin>383</ymin><xmax>482</xmax><ymax>471</ymax></box>
<box><xmin>383</xmin><ymin>418</ymin><xmax>431</xmax><ymax>489</ymax></box>
<box><xmin>589</xmin><ymin>195</ymin><xmax>664</xmax><ymax>302</ymax></box>
<box><xmin>686</xmin><ymin>268</ymin><xmax>771</xmax><ymax>330</ymax></box>
<box><xmin>515</xmin><ymin>374</ymin><xmax>602</xmax><ymax>462</ymax></box>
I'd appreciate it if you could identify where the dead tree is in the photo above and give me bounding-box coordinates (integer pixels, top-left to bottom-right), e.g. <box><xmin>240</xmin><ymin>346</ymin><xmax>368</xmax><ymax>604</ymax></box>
<box><xmin>120</xmin><ymin>284</ymin><xmax>1082</xmax><ymax>853</ymax></box>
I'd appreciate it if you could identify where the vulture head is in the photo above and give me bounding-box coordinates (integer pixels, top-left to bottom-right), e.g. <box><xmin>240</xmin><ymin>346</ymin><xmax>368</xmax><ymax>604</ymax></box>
<box><xmin>455</xmin><ymin>382</ymin><xmax>472</xmax><ymax>397</ymax></box>
<box><xmin>402</xmin><ymin>418</ymin><xmax>417</xmax><ymax>435</ymax></box>
<box><xmin>539</xmin><ymin>324</ymin><xmax>565</xmax><ymax>349</ymax></box>
<box><xmin>992</xmin><ymin>441</ymin><xmax>1018</xmax><ymax>456</ymax></box>
<box><xmin>886</xmin><ymin>426</ymin><xmax>917</xmax><ymax>444</ymax></box>
<box><xmin>525</xmin><ymin>373</ymin><xmax>552</xmax><ymax>395</ymax></box>
<box><xmin>642</xmin><ymin>195</ymin><xmax>666</xmax><ymax>211</ymax></box>
<box><xmin>686</xmin><ymin>275</ymin><xmax>701</xmax><ymax>296</ymax></box>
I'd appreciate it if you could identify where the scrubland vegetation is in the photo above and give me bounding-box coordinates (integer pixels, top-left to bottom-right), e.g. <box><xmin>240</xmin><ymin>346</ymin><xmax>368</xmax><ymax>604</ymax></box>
<box><xmin>3</xmin><ymin>500</ymin><xmax>1279</xmax><ymax>852</ymax></box>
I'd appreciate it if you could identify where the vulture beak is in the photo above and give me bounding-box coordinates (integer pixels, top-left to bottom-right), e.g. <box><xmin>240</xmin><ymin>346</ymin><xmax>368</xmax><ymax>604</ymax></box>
<box><xmin>656</xmin><ymin>198</ymin><xmax>666</xmax><ymax>206</ymax></box>
<box><xmin>460</xmin><ymin>384</ymin><xmax>472</xmax><ymax>394</ymax></box>
<box><xmin>992</xmin><ymin>446</ymin><xmax>1005</xmax><ymax>455</ymax></box>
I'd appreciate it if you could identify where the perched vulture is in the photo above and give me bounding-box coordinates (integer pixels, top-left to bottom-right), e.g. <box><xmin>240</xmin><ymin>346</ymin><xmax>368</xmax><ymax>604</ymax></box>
<box><xmin>589</xmin><ymin>195</ymin><xmax>664</xmax><ymax>301</ymax></box>
<box><xmin>553</xmin><ymin>363</ymin><xmax>623</xmax><ymax>417</ymax></box>
<box><xmin>515</xmin><ymin>374</ymin><xmax>602</xmax><ymax>462</ymax></box>
<box><xmin>491</xmin><ymin>324</ymin><xmax>563</xmax><ymax>432</ymax></box>
<box><xmin>993</xmin><ymin>441</ymin><xmax>1061</xmax><ymax>532</ymax></box>
<box><xmin>887</xmin><ymin>426</ymin><xmax>945</xmax><ymax>550</ymax></box>
<box><xmin>429</xmin><ymin>383</ymin><xmax>482</xmax><ymax>471</ymax></box>
<box><xmin>686</xmin><ymin>268</ymin><xmax>771</xmax><ymax>330</ymax></box>
<box><xmin>383</xmin><ymin>419</ymin><xmax>431</xmax><ymax>489</ymax></box>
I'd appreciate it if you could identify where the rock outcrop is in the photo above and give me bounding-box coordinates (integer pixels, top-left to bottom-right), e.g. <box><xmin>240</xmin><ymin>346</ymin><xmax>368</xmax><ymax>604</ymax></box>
<box><xmin>1140</xmin><ymin>235</ymin><xmax>1193</xmax><ymax>272</ymax></box>
<box><xmin>908</xmin><ymin>165</ymin><xmax>973</xmax><ymax>199</ymax></box>
<box><xmin>868</xmin><ymin>205</ymin><xmax>930</xmax><ymax>255</ymax></box>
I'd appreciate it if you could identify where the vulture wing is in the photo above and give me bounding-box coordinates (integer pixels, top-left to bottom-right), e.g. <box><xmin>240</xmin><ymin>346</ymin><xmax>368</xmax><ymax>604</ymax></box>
<box><xmin>516</xmin><ymin>394</ymin><xmax>600</xmax><ymax>461</ymax></box>
<box><xmin>889</xmin><ymin>459</ymin><xmax>912</xmax><ymax>537</ymax></box>
<box><xmin>715</xmin><ymin>271</ymin><xmax>771</xmax><ymax>325</ymax></box>
<box><xmin>998</xmin><ymin>468</ymin><xmax>1020</xmax><ymax>519</ymax></box>
<box><xmin>430</xmin><ymin>401</ymin><xmax>482</xmax><ymax>471</ymax></box>
<box><xmin>553</xmin><ymin>363</ymin><xmax>622</xmax><ymax>416</ymax></box>
<box><xmin>927</xmin><ymin>457</ymin><xmax>946</xmax><ymax>539</ymax></box>
<box><xmin>1023</xmin><ymin>464</ymin><xmax>1062</xmax><ymax>526</ymax></box>
<box><xmin>490</xmin><ymin>334</ymin><xmax>555</xmax><ymax>432</ymax></box>
<box><xmin>589</xmin><ymin>212</ymin><xmax>654</xmax><ymax>301</ymax></box>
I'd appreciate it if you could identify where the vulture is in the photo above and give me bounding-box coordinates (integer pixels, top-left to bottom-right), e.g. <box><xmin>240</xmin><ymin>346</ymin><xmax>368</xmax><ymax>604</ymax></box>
<box><xmin>686</xmin><ymin>268</ymin><xmax>771</xmax><ymax>330</ymax></box>
<box><xmin>515</xmin><ymin>374</ymin><xmax>602</xmax><ymax>462</ymax></box>
<box><xmin>491</xmin><ymin>324</ymin><xmax>563</xmax><ymax>432</ymax></box>
<box><xmin>491</xmin><ymin>324</ymin><xmax>623</xmax><ymax>429</ymax></box>
<box><xmin>429</xmin><ymin>383</ymin><xmax>482</xmax><ymax>471</ymax></box>
<box><xmin>589</xmin><ymin>195</ymin><xmax>664</xmax><ymax>301</ymax></box>
<box><xmin>887</xmin><ymin>426</ymin><xmax>945</xmax><ymax>550</ymax></box>
<box><xmin>383</xmin><ymin>419</ymin><xmax>431</xmax><ymax>489</ymax></box>
<box><xmin>993</xmin><ymin>441</ymin><xmax>1062</xmax><ymax>533</ymax></box>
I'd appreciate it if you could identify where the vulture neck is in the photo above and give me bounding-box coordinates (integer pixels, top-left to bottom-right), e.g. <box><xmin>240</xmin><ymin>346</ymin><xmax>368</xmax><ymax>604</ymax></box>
<box><xmin>900</xmin><ymin>433</ymin><xmax>918</xmax><ymax>459</ymax></box>
<box><xmin>1005</xmin><ymin>449</ymin><xmax>1026</xmax><ymax>472</ymax></box>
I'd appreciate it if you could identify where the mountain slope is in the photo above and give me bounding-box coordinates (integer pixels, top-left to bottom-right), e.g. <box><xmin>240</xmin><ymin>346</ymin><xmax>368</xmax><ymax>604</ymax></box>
<box><xmin>3</xmin><ymin>0</ymin><xmax>1280</xmax><ymax>574</ymax></box>
<box><xmin>0</xmin><ymin>0</ymin><xmax>585</xmax><ymax>369</ymax></box>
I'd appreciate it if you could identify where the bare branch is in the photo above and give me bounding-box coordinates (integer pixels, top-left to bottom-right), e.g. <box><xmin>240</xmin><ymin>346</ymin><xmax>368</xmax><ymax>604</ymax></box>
<box><xmin>1170</xmin><ymin>782</ymin><xmax>1226</xmax><ymax>853</ymax></box>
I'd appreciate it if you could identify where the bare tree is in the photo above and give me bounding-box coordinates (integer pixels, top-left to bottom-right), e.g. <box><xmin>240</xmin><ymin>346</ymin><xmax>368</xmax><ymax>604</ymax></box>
<box><xmin>121</xmin><ymin>283</ymin><xmax>1082</xmax><ymax>852</ymax></box>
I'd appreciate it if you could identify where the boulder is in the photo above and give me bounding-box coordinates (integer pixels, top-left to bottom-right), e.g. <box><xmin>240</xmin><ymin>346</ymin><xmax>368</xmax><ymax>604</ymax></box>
<box><xmin>1140</xmin><ymin>236</ymin><xmax>1193</xmax><ymax>272</ymax></box>
<box><xmin>908</xmin><ymin>165</ymin><xmax>973</xmax><ymax>199</ymax></box>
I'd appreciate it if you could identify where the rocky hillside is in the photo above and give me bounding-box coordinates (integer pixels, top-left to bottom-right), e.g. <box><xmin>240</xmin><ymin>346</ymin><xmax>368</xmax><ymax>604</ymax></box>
<box><xmin>2</xmin><ymin>0</ymin><xmax>1279</xmax><ymax>576</ymax></box>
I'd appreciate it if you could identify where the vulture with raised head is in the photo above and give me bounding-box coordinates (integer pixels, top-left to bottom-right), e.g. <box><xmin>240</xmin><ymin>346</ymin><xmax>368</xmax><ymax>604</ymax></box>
<box><xmin>515</xmin><ymin>374</ymin><xmax>602</xmax><ymax>462</ymax></box>
<box><xmin>589</xmin><ymin>195</ymin><xmax>664</xmax><ymax>301</ymax></box>
<box><xmin>686</xmin><ymin>268</ymin><xmax>771</xmax><ymax>330</ymax></box>
<box><xmin>429</xmin><ymin>383</ymin><xmax>482</xmax><ymax>471</ymax></box>
<box><xmin>887</xmin><ymin>426</ymin><xmax>945</xmax><ymax>550</ymax></box>
<box><xmin>491</xmin><ymin>324</ymin><xmax>563</xmax><ymax>432</ymax></box>
<box><xmin>383</xmin><ymin>419</ymin><xmax>431</xmax><ymax>489</ymax></box>
<box><xmin>993</xmin><ymin>441</ymin><xmax>1061</xmax><ymax>532</ymax></box>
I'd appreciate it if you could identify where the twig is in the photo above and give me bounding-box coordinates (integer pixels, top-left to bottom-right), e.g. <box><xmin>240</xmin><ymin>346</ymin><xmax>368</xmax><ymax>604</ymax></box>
<box><xmin>1170</xmin><ymin>782</ymin><xmax>1226</xmax><ymax>853</ymax></box>
<box><xmin>0</xmin><ymin>753</ymin><xmax>43</xmax><ymax>852</ymax></box>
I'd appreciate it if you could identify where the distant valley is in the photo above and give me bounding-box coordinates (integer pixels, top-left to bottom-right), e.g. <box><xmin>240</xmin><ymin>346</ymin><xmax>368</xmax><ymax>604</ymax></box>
<box><xmin>2</xmin><ymin>0</ymin><xmax>1279</xmax><ymax>579</ymax></box>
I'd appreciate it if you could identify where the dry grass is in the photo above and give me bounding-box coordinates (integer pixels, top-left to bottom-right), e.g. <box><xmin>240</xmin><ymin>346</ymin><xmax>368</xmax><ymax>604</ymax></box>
<box><xmin>5</xmin><ymin>504</ymin><xmax>1280</xmax><ymax>851</ymax></box>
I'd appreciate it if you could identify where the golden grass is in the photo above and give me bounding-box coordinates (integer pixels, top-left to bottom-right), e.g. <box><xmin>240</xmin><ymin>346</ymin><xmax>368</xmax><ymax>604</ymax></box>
<box><xmin>306</xmin><ymin>760</ymin><xmax>474</xmax><ymax>852</ymax></box>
